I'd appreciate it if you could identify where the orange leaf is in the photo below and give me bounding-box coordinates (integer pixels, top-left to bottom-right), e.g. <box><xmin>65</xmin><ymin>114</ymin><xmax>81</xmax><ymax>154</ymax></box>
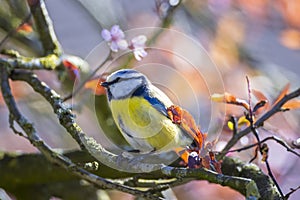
<box><xmin>84</xmin><ymin>78</ymin><xmax>106</xmax><ymax>96</ymax></box>
<box><xmin>252</xmin><ymin>89</ymin><xmax>270</xmax><ymax>107</ymax></box>
<box><xmin>182</xmin><ymin>109</ymin><xmax>205</xmax><ymax>150</ymax></box>
<box><xmin>167</xmin><ymin>105</ymin><xmax>205</xmax><ymax>150</ymax></box>
<box><xmin>282</xmin><ymin>99</ymin><xmax>300</xmax><ymax>110</ymax></box>
<box><xmin>211</xmin><ymin>93</ymin><xmax>250</xmax><ymax>110</ymax></box>
<box><xmin>174</xmin><ymin>147</ymin><xmax>189</xmax><ymax>164</ymax></box>
<box><xmin>17</xmin><ymin>23</ymin><xmax>33</xmax><ymax>33</ymax></box>
<box><xmin>273</xmin><ymin>83</ymin><xmax>290</xmax><ymax>105</ymax></box>
<box><xmin>167</xmin><ymin>105</ymin><xmax>182</xmax><ymax>124</ymax></box>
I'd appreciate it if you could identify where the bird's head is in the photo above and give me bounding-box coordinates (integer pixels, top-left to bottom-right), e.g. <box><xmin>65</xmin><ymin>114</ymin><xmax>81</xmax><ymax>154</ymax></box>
<box><xmin>101</xmin><ymin>69</ymin><xmax>149</xmax><ymax>100</ymax></box>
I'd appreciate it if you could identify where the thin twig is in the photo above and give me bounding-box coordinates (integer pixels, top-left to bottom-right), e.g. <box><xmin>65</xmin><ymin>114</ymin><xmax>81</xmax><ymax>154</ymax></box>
<box><xmin>246</xmin><ymin>76</ymin><xmax>253</xmax><ymax>123</ymax></box>
<box><xmin>229</xmin><ymin>116</ymin><xmax>238</xmax><ymax>135</ymax></box>
<box><xmin>8</xmin><ymin>114</ymin><xmax>27</xmax><ymax>138</ymax></box>
<box><xmin>251</xmin><ymin>128</ymin><xmax>284</xmax><ymax>198</ymax></box>
<box><xmin>284</xmin><ymin>185</ymin><xmax>300</xmax><ymax>200</ymax></box>
<box><xmin>265</xmin><ymin>159</ymin><xmax>284</xmax><ymax>198</ymax></box>
<box><xmin>229</xmin><ymin>77</ymin><xmax>284</xmax><ymax>198</ymax></box>
<box><xmin>248</xmin><ymin>146</ymin><xmax>258</xmax><ymax>163</ymax></box>
<box><xmin>218</xmin><ymin>87</ymin><xmax>300</xmax><ymax>160</ymax></box>
<box><xmin>227</xmin><ymin>136</ymin><xmax>300</xmax><ymax>158</ymax></box>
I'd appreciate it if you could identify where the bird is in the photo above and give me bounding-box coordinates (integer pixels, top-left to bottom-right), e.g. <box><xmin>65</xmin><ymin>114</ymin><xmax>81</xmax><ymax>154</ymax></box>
<box><xmin>100</xmin><ymin>69</ymin><xmax>195</xmax><ymax>154</ymax></box>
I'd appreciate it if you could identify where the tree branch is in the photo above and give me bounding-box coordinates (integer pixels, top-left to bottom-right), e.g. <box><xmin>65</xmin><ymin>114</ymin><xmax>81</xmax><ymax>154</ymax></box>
<box><xmin>1</xmin><ymin>150</ymin><xmax>282</xmax><ymax>199</ymax></box>
<box><xmin>0</xmin><ymin>51</ymin><xmax>61</xmax><ymax>70</ymax></box>
<box><xmin>161</xmin><ymin>165</ymin><xmax>260</xmax><ymax>199</ymax></box>
<box><xmin>27</xmin><ymin>0</ymin><xmax>62</xmax><ymax>55</ymax></box>
<box><xmin>222</xmin><ymin>157</ymin><xmax>281</xmax><ymax>200</ymax></box>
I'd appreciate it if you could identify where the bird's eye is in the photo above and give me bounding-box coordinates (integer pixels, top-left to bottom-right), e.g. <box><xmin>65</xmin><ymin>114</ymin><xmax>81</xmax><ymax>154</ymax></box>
<box><xmin>108</xmin><ymin>77</ymin><xmax>121</xmax><ymax>85</ymax></box>
<box><xmin>114</xmin><ymin>77</ymin><xmax>121</xmax><ymax>83</ymax></box>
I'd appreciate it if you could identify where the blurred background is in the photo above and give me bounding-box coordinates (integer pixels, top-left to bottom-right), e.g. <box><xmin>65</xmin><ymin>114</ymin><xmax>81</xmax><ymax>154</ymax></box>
<box><xmin>0</xmin><ymin>0</ymin><xmax>299</xmax><ymax>199</ymax></box>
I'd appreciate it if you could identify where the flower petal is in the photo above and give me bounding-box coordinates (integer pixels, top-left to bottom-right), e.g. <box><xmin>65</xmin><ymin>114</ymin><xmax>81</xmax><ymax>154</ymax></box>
<box><xmin>131</xmin><ymin>35</ymin><xmax>147</xmax><ymax>48</ymax></box>
<box><xmin>117</xmin><ymin>40</ymin><xmax>128</xmax><ymax>50</ymax></box>
<box><xmin>111</xmin><ymin>25</ymin><xmax>125</xmax><ymax>39</ymax></box>
<box><xmin>133</xmin><ymin>49</ymin><xmax>147</xmax><ymax>61</ymax></box>
<box><xmin>110</xmin><ymin>41</ymin><xmax>119</xmax><ymax>52</ymax></box>
<box><xmin>133</xmin><ymin>51</ymin><xmax>142</xmax><ymax>61</ymax></box>
<box><xmin>101</xmin><ymin>29</ymin><xmax>112</xmax><ymax>41</ymax></box>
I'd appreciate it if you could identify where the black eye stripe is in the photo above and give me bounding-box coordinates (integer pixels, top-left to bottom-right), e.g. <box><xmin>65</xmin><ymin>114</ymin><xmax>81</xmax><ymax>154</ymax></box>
<box><xmin>106</xmin><ymin>77</ymin><xmax>120</xmax><ymax>86</ymax></box>
<box><xmin>110</xmin><ymin>76</ymin><xmax>145</xmax><ymax>85</ymax></box>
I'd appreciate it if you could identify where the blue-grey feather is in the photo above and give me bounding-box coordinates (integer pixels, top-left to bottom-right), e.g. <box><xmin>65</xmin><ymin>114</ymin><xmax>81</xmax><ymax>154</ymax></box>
<box><xmin>132</xmin><ymin>85</ymin><xmax>168</xmax><ymax>117</ymax></box>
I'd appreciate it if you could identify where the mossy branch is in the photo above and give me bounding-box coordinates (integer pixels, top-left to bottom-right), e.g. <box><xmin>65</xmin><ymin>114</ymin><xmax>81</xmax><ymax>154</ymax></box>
<box><xmin>0</xmin><ymin>50</ymin><xmax>61</xmax><ymax>70</ymax></box>
<box><xmin>222</xmin><ymin>157</ymin><xmax>281</xmax><ymax>200</ymax></box>
<box><xmin>1</xmin><ymin>149</ymin><xmax>281</xmax><ymax>199</ymax></box>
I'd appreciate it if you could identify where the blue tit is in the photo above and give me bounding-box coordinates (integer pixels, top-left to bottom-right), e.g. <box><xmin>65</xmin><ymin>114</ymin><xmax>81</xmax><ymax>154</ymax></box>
<box><xmin>101</xmin><ymin>69</ymin><xmax>194</xmax><ymax>153</ymax></box>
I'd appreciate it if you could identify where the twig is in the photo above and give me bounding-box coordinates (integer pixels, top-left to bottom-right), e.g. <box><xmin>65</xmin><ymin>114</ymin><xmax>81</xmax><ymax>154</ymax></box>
<box><xmin>0</xmin><ymin>66</ymin><xmax>159</xmax><ymax>200</ymax></box>
<box><xmin>284</xmin><ymin>185</ymin><xmax>300</xmax><ymax>200</ymax></box>
<box><xmin>227</xmin><ymin>136</ymin><xmax>300</xmax><ymax>158</ymax></box>
<box><xmin>218</xmin><ymin>87</ymin><xmax>300</xmax><ymax>160</ymax></box>
<box><xmin>8</xmin><ymin>114</ymin><xmax>27</xmax><ymax>138</ymax></box>
<box><xmin>251</xmin><ymin>128</ymin><xmax>284</xmax><ymax>198</ymax></box>
<box><xmin>265</xmin><ymin>159</ymin><xmax>284</xmax><ymax>198</ymax></box>
<box><xmin>221</xmin><ymin>77</ymin><xmax>285</xmax><ymax>198</ymax></box>
<box><xmin>246</xmin><ymin>76</ymin><xmax>253</xmax><ymax>123</ymax></box>
<box><xmin>249</xmin><ymin>146</ymin><xmax>258</xmax><ymax>163</ymax></box>
<box><xmin>229</xmin><ymin>116</ymin><xmax>238</xmax><ymax>135</ymax></box>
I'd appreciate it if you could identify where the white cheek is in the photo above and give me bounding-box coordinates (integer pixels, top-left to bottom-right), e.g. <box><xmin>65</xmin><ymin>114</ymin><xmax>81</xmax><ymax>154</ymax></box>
<box><xmin>110</xmin><ymin>78</ymin><xmax>143</xmax><ymax>99</ymax></box>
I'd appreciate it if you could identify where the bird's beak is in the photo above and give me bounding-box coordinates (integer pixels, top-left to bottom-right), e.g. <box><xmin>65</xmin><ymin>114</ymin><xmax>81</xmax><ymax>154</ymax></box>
<box><xmin>100</xmin><ymin>81</ymin><xmax>109</xmax><ymax>88</ymax></box>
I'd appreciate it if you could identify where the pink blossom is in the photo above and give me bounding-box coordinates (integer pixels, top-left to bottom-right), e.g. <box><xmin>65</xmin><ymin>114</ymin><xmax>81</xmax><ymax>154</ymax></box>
<box><xmin>101</xmin><ymin>25</ymin><xmax>128</xmax><ymax>52</ymax></box>
<box><xmin>129</xmin><ymin>35</ymin><xmax>147</xmax><ymax>61</ymax></box>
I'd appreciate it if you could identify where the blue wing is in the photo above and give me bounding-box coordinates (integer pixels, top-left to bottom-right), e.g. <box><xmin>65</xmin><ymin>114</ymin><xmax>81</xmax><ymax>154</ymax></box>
<box><xmin>132</xmin><ymin>84</ymin><xmax>173</xmax><ymax>117</ymax></box>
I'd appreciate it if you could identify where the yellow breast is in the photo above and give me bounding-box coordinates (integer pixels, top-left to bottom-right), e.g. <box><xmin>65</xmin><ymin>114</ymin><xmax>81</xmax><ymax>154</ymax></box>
<box><xmin>109</xmin><ymin>96</ymin><xmax>191</xmax><ymax>152</ymax></box>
